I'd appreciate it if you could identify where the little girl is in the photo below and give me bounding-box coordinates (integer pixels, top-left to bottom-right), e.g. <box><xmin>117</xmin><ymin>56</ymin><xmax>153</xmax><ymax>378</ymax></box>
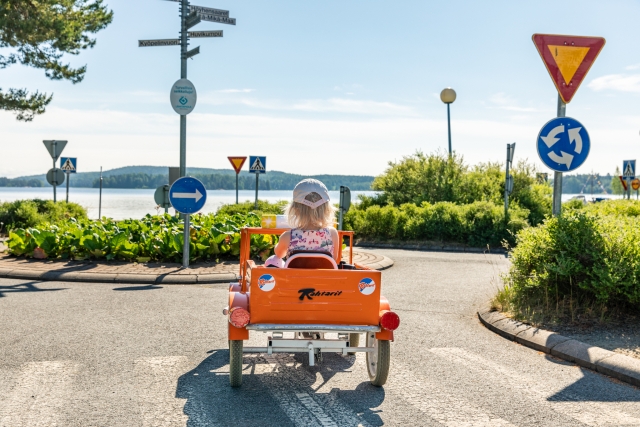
<box><xmin>271</xmin><ymin>179</ymin><xmax>340</xmax><ymax>263</ymax></box>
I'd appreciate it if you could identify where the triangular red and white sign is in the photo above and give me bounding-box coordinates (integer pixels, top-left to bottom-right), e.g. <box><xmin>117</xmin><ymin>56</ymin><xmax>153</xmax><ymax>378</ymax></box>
<box><xmin>532</xmin><ymin>34</ymin><xmax>605</xmax><ymax>103</ymax></box>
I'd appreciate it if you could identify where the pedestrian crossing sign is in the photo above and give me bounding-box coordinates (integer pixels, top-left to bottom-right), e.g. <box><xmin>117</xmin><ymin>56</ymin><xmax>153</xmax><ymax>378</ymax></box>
<box><xmin>60</xmin><ymin>157</ymin><xmax>77</xmax><ymax>173</ymax></box>
<box><xmin>249</xmin><ymin>156</ymin><xmax>267</xmax><ymax>174</ymax></box>
<box><xmin>623</xmin><ymin>160</ymin><xmax>636</xmax><ymax>179</ymax></box>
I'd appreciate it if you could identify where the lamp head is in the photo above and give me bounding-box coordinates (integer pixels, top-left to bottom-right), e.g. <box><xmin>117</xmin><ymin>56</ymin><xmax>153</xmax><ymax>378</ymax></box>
<box><xmin>440</xmin><ymin>88</ymin><xmax>457</xmax><ymax>104</ymax></box>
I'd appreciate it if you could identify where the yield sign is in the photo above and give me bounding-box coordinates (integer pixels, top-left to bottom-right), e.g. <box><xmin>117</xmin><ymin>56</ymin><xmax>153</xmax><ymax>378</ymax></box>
<box><xmin>532</xmin><ymin>34</ymin><xmax>606</xmax><ymax>103</ymax></box>
<box><xmin>228</xmin><ymin>156</ymin><xmax>247</xmax><ymax>174</ymax></box>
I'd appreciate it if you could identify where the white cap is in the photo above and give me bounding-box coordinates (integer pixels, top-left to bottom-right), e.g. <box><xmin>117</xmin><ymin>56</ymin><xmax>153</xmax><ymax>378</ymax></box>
<box><xmin>293</xmin><ymin>179</ymin><xmax>330</xmax><ymax>209</ymax></box>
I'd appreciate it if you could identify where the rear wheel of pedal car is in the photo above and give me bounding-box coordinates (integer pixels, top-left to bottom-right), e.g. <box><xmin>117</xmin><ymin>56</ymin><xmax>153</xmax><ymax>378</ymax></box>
<box><xmin>229</xmin><ymin>340</ymin><xmax>243</xmax><ymax>387</ymax></box>
<box><xmin>348</xmin><ymin>333</ymin><xmax>360</xmax><ymax>355</ymax></box>
<box><xmin>366</xmin><ymin>332</ymin><xmax>390</xmax><ymax>387</ymax></box>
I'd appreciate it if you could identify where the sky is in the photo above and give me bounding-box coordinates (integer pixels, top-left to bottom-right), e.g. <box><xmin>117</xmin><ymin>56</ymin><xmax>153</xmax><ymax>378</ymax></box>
<box><xmin>1</xmin><ymin>0</ymin><xmax>640</xmax><ymax>178</ymax></box>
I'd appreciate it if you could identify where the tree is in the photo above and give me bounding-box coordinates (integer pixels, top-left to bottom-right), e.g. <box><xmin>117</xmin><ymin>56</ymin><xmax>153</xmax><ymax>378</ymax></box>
<box><xmin>610</xmin><ymin>167</ymin><xmax>624</xmax><ymax>195</ymax></box>
<box><xmin>0</xmin><ymin>0</ymin><xmax>113</xmax><ymax>121</ymax></box>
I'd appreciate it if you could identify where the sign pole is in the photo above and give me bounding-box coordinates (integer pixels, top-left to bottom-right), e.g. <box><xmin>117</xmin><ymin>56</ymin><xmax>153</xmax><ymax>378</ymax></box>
<box><xmin>99</xmin><ymin>167</ymin><xmax>103</xmax><ymax>219</ymax></box>
<box><xmin>255</xmin><ymin>174</ymin><xmax>259</xmax><ymax>210</ymax></box>
<box><xmin>66</xmin><ymin>171</ymin><xmax>70</xmax><ymax>203</ymax></box>
<box><xmin>236</xmin><ymin>173</ymin><xmax>239</xmax><ymax>204</ymax></box>
<box><xmin>552</xmin><ymin>95</ymin><xmax>566</xmax><ymax>216</ymax></box>
<box><xmin>504</xmin><ymin>145</ymin><xmax>510</xmax><ymax>220</ymax></box>
<box><xmin>183</xmin><ymin>214</ymin><xmax>190</xmax><ymax>268</ymax></box>
<box><xmin>52</xmin><ymin>141</ymin><xmax>57</xmax><ymax>203</ymax></box>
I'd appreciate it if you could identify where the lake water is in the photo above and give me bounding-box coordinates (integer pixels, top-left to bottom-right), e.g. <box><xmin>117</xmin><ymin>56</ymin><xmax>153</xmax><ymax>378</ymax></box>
<box><xmin>0</xmin><ymin>188</ymin><xmax>377</xmax><ymax>220</ymax></box>
<box><xmin>0</xmin><ymin>188</ymin><xmax>631</xmax><ymax>220</ymax></box>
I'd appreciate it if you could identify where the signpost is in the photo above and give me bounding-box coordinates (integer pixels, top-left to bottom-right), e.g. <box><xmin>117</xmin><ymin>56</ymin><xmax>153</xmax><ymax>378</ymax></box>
<box><xmin>60</xmin><ymin>157</ymin><xmax>77</xmax><ymax>203</ymax></box>
<box><xmin>532</xmin><ymin>34</ymin><xmax>605</xmax><ymax>215</ymax></box>
<box><xmin>338</xmin><ymin>186</ymin><xmax>351</xmax><ymax>230</ymax></box>
<box><xmin>169</xmin><ymin>177</ymin><xmax>207</xmax><ymax>268</ymax></box>
<box><xmin>43</xmin><ymin>140</ymin><xmax>67</xmax><ymax>202</ymax></box>
<box><xmin>537</xmin><ymin>118</ymin><xmax>590</xmax><ymax>172</ymax></box>
<box><xmin>504</xmin><ymin>143</ymin><xmax>516</xmax><ymax>219</ymax></box>
<box><xmin>154</xmin><ymin>185</ymin><xmax>172</xmax><ymax>213</ymax></box>
<box><xmin>623</xmin><ymin>160</ymin><xmax>636</xmax><ymax>200</ymax></box>
<box><xmin>632</xmin><ymin>178</ymin><xmax>640</xmax><ymax>199</ymax></box>
<box><xmin>138</xmin><ymin>1</ymin><xmax>235</xmax><ymax>178</ymax></box>
<box><xmin>228</xmin><ymin>156</ymin><xmax>247</xmax><ymax>204</ymax></box>
<box><xmin>249</xmin><ymin>156</ymin><xmax>266</xmax><ymax>209</ymax></box>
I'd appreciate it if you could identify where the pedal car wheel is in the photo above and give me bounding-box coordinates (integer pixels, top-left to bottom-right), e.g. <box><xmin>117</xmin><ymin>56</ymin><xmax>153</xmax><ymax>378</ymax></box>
<box><xmin>229</xmin><ymin>340</ymin><xmax>243</xmax><ymax>387</ymax></box>
<box><xmin>348</xmin><ymin>333</ymin><xmax>360</xmax><ymax>355</ymax></box>
<box><xmin>366</xmin><ymin>332</ymin><xmax>390</xmax><ymax>387</ymax></box>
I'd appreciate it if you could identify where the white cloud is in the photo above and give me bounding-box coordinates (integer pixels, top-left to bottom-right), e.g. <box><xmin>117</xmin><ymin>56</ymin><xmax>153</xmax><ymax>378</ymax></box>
<box><xmin>216</xmin><ymin>88</ymin><xmax>255</xmax><ymax>93</ymax></box>
<box><xmin>625</xmin><ymin>64</ymin><xmax>640</xmax><ymax>71</ymax></box>
<box><xmin>488</xmin><ymin>93</ymin><xmax>539</xmax><ymax>112</ymax></box>
<box><xmin>588</xmin><ymin>74</ymin><xmax>640</xmax><ymax>93</ymax></box>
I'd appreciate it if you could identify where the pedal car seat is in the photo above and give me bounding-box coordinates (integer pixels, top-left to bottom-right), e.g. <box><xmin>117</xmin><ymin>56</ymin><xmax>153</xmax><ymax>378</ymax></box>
<box><xmin>285</xmin><ymin>250</ymin><xmax>338</xmax><ymax>270</ymax></box>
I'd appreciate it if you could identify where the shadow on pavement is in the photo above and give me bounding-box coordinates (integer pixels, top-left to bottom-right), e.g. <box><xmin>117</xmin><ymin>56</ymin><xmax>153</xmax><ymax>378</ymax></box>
<box><xmin>112</xmin><ymin>285</ymin><xmax>163</xmax><ymax>291</ymax></box>
<box><xmin>176</xmin><ymin>350</ymin><xmax>385</xmax><ymax>426</ymax></box>
<box><xmin>0</xmin><ymin>281</ymin><xmax>66</xmax><ymax>298</ymax></box>
<box><xmin>547</xmin><ymin>367</ymin><xmax>640</xmax><ymax>402</ymax></box>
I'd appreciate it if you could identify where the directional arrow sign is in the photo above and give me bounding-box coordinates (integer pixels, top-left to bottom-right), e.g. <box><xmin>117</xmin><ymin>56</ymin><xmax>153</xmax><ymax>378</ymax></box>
<box><xmin>537</xmin><ymin>117</ymin><xmax>590</xmax><ymax>172</ymax></box>
<box><xmin>532</xmin><ymin>34</ymin><xmax>606</xmax><ymax>103</ymax></box>
<box><xmin>169</xmin><ymin>177</ymin><xmax>207</xmax><ymax>214</ymax></box>
<box><xmin>184</xmin><ymin>46</ymin><xmax>200</xmax><ymax>59</ymax></box>
<box><xmin>139</xmin><ymin>39</ymin><xmax>180</xmax><ymax>47</ymax></box>
<box><xmin>188</xmin><ymin>30</ymin><xmax>223</xmax><ymax>38</ymax></box>
<box><xmin>190</xmin><ymin>5</ymin><xmax>229</xmax><ymax>17</ymax></box>
<box><xmin>198</xmin><ymin>13</ymin><xmax>236</xmax><ymax>25</ymax></box>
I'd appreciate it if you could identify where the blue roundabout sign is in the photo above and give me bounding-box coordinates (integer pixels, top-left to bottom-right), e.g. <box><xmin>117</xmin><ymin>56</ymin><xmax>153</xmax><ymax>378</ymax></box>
<box><xmin>537</xmin><ymin>117</ymin><xmax>590</xmax><ymax>173</ymax></box>
<box><xmin>169</xmin><ymin>177</ymin><xmax>207</xmax><ymax>214</ymax></box>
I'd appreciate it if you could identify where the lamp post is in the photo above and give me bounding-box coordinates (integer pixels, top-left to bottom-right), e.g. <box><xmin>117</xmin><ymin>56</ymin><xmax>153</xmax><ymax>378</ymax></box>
<box><xmin>440</xmin><ymin>88</ymin><xmax>457</xmax><ymax>156</ymax></box>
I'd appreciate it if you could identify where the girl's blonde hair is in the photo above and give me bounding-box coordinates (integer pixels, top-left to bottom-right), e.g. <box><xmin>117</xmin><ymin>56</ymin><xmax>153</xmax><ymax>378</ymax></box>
<box><xmin>285</xmin><ymin>192</ymin><xmax>336</xmax><ymax>229</ymax></box>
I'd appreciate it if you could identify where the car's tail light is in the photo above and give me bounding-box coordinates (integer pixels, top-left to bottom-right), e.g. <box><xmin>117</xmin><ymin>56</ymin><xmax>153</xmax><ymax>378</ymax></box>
<box><xmin>379</xmin><ymin>310</ymin><xmax>400</xmax><ymax>331</ymax></box>
<box><xmin>229</xmin><ymin>307</ymin><xmax>250</xmax><ymax>328</ymax></box>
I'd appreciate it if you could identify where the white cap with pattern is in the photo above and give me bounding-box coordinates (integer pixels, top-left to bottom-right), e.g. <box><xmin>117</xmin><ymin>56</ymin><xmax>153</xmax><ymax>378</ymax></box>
<box><xmin>292</xmin><ymin>179</ymin><xmax>330</xmax><ymax>209</ymax></box>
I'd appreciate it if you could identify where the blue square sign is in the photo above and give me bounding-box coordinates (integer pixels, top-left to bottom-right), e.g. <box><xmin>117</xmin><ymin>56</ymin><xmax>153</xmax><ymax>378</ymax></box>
<box><xmin>249</xmin><ymin>156</ymin><xmax>267</xmax><ymax>174</ymax></box>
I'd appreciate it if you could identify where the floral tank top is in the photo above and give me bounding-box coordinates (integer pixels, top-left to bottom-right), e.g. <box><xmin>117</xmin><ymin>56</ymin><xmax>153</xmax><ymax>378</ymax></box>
<box><xmin>287</xmin><ymin>228</ymin><xmax>334</xmax><ymax>257</ymax></box>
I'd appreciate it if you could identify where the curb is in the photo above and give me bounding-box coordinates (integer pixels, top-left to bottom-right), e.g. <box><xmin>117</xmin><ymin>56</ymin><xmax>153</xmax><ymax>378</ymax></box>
<box><xmin>356</xmin><ymin>242</ymin><xmax>506</xmax><ymax>254</ymax></box>
<box><xmin>0</xmin><ymin>268</ymin><xmax>238</xmax><ymax>285</ymax></box>
<box><xmin>478</xmin><ymin>308</ymin><xmax>640</xmax><ymax>388</ymax></box>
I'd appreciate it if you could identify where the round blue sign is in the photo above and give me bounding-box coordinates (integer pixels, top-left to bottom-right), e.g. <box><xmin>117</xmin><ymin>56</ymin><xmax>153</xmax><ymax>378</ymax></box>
<box><xmin>169</xmin><ymin>177</ymin><xmax>207</xmax><ymax>214</ymax></box>
<box><xmin>537</xmin><ymin>117</ymin><xmax>590</xmax><ymax>173</ymax></box>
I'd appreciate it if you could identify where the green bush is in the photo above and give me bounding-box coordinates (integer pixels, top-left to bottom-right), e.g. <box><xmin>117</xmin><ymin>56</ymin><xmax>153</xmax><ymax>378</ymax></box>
<box><xmin>501</xmin><ymin>205</ymin><xmax>640</xmax><ymax>313</ymax></box>
<box><xmin>344</xmin><ymin>200</ymin><xmax>529</xmax><ymax>247</ymax></box>
<box><xmin>7</xmin><ymin>212</ymin><xmax>277</xmax><ymax>263</ymax></box>
<box><xmin>0</xmin><ymin>199</ymin><xmax>87</xmax><ymax>232</ymax></box>
<box><xmin>369</xmin><ymin>151</ymin><xmax>551</xmax><ymax>226</ymax></box>
<box><xmin>216</xmin><ymin>200</ymin><xmax>287</xmax><ymax>216</ymax></box>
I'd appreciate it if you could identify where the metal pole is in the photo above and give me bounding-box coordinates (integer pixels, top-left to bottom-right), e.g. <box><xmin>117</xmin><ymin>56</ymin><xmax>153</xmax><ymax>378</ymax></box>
<box><xmin>504</xmin><ymin>145</ymin><xmax>510</xmax><ymax>220</ymax></box>
<box><xmin>254</xmin><ymin>174</ymin><xmax>259</xmax><ymax>210</ymax></box>
<box><xmin>52</xmin><ymin>141</ymin><xmax>57</xmax><ymax>202</ymax></box>
<box><xmin>338</xmin><ymin>186</ymin><xmax>344</xmax><ymax>230</ymax></box>
<box><xmin>446</xmin><ymin>103</ymin><xmax>452</xmax><ymax>156</ymax></box>
<box><xmin>182</xmin><ymin>213</ymin><xmax>190</xmax><ymax>268</ymax></box>
<box><xmin>552</xmin><ymin>95</ymin><xmax>566</xmax><ymax>216</ymax></box>
<box><xmin>179</xmin><ymin>0</ymin><xmax>190</xmax><ymax>267</ymax></box>
<box><xmin>66</xmin><ymin>171</ymin><xmax>70</xmax><ymax>203</ymax></box>
<box><xmin>627</xmin><ymin>178</ymin><xmax>631</xmax><ymax>200</ymax></box>
<box><xmin>98</xmin><ymin>166</ymin><xmax>103</xmax><ymax>219</ymax></box>
<box><xmin>236</xmin><ymin>173</ymin><xmax>239</xmax><ymax>204</ymax></box>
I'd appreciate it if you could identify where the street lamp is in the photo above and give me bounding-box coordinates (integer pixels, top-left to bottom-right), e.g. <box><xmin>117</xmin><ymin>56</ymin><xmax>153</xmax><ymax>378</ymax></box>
<box><xmin>440</xmin><ymin>88</ymin><xmax>457</xmax><ymax>155</ymax></box>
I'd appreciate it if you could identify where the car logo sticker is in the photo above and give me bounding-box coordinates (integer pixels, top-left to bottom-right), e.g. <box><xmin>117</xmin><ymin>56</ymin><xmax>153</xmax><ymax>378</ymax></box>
<box><xmin>258</xmin><ymin>274</ymin><xmax>276</xmax><ymax>292</ymax></box>
<box><xmin>358</xmin><ymin>278</ymin><xmax>376</xmax><ymax>295</ymax></box>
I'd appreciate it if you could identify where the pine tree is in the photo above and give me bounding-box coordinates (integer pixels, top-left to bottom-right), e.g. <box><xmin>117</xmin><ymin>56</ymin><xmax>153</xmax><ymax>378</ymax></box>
<box><xmin>0</xmin><ymin>1</ymin><xmax>113</xmax><ymax>121</ymax></box>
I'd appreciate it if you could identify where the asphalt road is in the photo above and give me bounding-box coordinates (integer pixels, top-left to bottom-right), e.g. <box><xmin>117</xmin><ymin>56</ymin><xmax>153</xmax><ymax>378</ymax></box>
<box><xmin>1</xmin><ymin>249</ymin><xmax>639</xmax><ymax>426</ymax></box>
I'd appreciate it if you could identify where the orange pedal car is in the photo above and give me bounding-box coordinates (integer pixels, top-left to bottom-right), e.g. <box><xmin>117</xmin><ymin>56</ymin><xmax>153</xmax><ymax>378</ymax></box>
<box><xmin>224</xmin><ymin>227</ymin><xmax>400</xmax><ymax>387</ymax></box>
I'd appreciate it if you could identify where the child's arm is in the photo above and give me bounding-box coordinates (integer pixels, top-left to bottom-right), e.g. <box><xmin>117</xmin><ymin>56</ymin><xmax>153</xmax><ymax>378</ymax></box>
<box><xmin>330</xmin><ymin>228</ymin><xmax>340</xmax><ymax>261</ymax></box>
<box><xmin>273</xmin><ymin>231</ymin><xmax>290</xmax><ymax>259</ymax></box>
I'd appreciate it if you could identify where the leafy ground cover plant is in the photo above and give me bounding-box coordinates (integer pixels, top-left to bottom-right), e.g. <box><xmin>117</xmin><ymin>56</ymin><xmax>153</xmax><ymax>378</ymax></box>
<box><xmin>7</xmin><ymin>212</ymin><xmax>277</xmax><ymax>263</ymax></box>
<box><xmin>494</xmin><ymin>200</ymin><xmax>640</xmax><ymax>324</ymax></box>
<box><xmin>0</xmin><ymin>199</ymin><xmax>87</xmax><ymax>232</ymax></box>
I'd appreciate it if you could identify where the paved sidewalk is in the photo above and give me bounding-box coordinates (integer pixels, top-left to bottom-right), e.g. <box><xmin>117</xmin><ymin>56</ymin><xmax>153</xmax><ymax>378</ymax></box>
<box><xmin>0</xmin><ymin>248</ymin><xmax>393</xmax><ymax>284</ymax></box>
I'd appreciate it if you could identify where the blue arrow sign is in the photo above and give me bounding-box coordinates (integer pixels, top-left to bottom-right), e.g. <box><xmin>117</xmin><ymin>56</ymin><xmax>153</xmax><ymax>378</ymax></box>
<box><xmin>169</xmin><ymin>177</ymin><xmax>207</xmax><ymax>214</ymax></box>
<box><xmin>59</xmin><ymin>157</ymin><xmax>77</xmax><ymax>173</ymax></box>
<box><xmin>249</xmin><ymin>156</ymin><xmax>267</xmax><ymax>174</ymax></box>
<box><xmin>623</xmin><ymin>160</ymin><xmax>636</xmax><ymax>179</ymax></box>
<box><xmin>537</xmin><ymin>117</ymin><xmax>590</xmax><ymax>173</ymax></box>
